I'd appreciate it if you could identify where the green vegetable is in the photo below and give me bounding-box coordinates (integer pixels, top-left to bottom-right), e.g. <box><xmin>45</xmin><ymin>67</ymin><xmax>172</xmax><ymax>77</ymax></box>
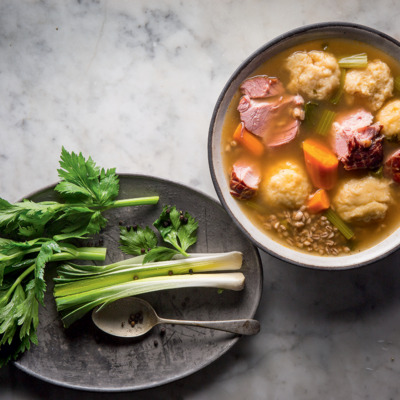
<box><xmin>54</xmin><ymin>207</ymin><xmax>243</xmax><ymax>328</ymax></box>
<box><xmin>0</xmin><ymin>147</ymin><xmax>159</xmax><ymax>241</ymax></box>
<box><xmin>371</xmin><ymin>166</ymin><xmax>384</xmax><ymax>178</ymax></box>
<box><xmin>338</xmin><ymin>53</ymin><xmax>368</xmax><ymax>68</ymax></box>
<box><xmin>119</xmin><ymin>205</ymin><xmax>198</xmax><ymax>263</ymax></box>
<box><xmin>316</xmin><ymin>109</ymin><xmax>336</xmax><ymax>136</ymax></box>
<box><xmin>153</xmin><ymin>206</ymin><xmax>198</xmax><ymax>257</ymax></box>
<box><xmin>54</xmin><ymin>251</ymin><xmax>244</xmax><ymax>327</ymax></box>
<box><xmin>0</xmin><ymin>148</ymin><xmax>159</xmax><ymax>366</ymax></box>
<box><xmin>304</xmin><ymin>101</ymin><xmax>319</xmax><ymax>127</ymax></box>
<box><xmin>331</xmin><ymin>68</ymin><xmax>347</xmax><ymax>105</ymax></box>
<box><xmin>0</xmin><ymin>240</ymin><xmax>106</xmax><ymax>366</ymax></box>
<box><xmin>325</xmin><ymin>208</ymin><xmax>354</xmax><ymax>240</ymax></box>
<box><xmin>394</xmin><ymin>76</ymin><xmax>400</xmax><ymax>92</ymax></box>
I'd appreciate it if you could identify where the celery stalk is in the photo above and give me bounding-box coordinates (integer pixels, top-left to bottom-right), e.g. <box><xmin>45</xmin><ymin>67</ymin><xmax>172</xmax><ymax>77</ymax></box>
<box><xmin>331</xmin><ymin>68</ymin><xmax>346</xmax><ymax>105</ymax></box>
<box><xmin>338</xmin><ymin>53</ymin><xmax>368</xmax><ymax>68</ymax></box>
<box><xmin>54</xmin><ymin>251</ymin><xmax>243</xmax><ymax>296</ymax></box>
<box><xmin>316</xmin><ymin>110</ymin><xmax>336</xmax><ymax>136</ymax></box>
<box><xmin>325</xmin><ymin>208</ymin><xmax>354</xmax><ymax>240</ymax></box>
<box><xmin>57</xmin><ymin>272</ymin><xmax>245</xmax><ymax>327</ymax></box>
<box><xmin>395</xmin><ymin>76</ymin><xmax>400</xmax><ymax>92</ymax></box>
<box><xmin>54</xmin><ymin>252</ymin><xmax>245</xmax><ymax>327</ymax></box>
<box><xmin>106</xmin><ymin>196</ymin><xmax>160</xmax><ymax>209</ymax></box>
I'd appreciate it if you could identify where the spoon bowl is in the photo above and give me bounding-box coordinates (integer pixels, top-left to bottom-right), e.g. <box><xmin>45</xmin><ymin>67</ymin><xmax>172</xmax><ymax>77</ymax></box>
<box><xmin>92</xmin><ymin>297</ymin><xmax>260</xmax><ymax>338</ymax></box>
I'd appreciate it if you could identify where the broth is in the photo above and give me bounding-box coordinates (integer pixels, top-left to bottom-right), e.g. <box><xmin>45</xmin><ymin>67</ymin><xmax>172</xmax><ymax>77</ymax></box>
<box><xmin>222</xmin><ymin>38</ymin><xmax>400</xmax><ymax>255</ymax></box>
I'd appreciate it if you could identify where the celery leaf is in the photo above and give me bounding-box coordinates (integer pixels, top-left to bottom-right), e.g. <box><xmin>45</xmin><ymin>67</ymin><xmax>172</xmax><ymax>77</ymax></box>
<box><xmin>119</xmin><ymin>226</ymin><xmax>158</xmax><ymax>256</ymax></box>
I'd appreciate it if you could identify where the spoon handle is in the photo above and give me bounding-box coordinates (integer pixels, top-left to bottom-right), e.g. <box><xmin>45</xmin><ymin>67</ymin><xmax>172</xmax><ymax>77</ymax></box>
<box><xmin>157</xmin><ymin>317</ymin><xmax>260</xmax><ymax>335</ymax></box>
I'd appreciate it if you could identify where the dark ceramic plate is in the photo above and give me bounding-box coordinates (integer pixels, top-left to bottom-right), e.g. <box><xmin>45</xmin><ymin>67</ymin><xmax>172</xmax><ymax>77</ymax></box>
<box><xmin>13</xmin><ymin>175</ymin><xmax>263</xmax><ymax>392</ymax></box>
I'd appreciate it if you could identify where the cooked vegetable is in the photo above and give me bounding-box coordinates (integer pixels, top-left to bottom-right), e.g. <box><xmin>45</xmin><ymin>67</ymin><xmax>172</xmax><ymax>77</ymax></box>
<box><xmin>338</xmin><ymin>53</ymin><xmax>368</xmax><ymax>68</ymax></box>
<box><xmin>0</xmin><ymin>148</ymin><xmax>159</xmax><ymax>366</ymax></box>
<box><xmin>233</xmin><ymin>123</ymin><xmax>264</xmax><ymax>157</ymax></box>
<box><xmin>331</xmin><ymin>68</ymin><xmax>347</xmax><ymax>105</ymax></box>
<box><xmin>325</xmin><ymin>208</ymin><xmax>354</xmax><ymax>240</ymax></box>
<box><xmin>395</xmin><ymin>76</ymin><xmax>400</xmax><ymax>92</ymax></box>
<box><xmin>315</xmin><ymin>109</ymin><xmax>336</xmax><ymax>136</ymax></box>
<box><xmin>224</xmin><ymin>39</ymin><xmax>400</xmax><ymax>256</ymax></box>
<box><xmin>304</xmin><ymin>101</ymin><xmax>319</xmax><ymax>127</ymax></box>
<box><xmin>54</xmin><ymin>251</ymin><xmax>245</xmax><ymax>327</ymax></box>
<box><xmin>307</xmin><ymin>189</ymin><xmax>330</xmax><ymax>214</ymax></box>
<box><xmin>303</xmin><ymin>139</ymin><xmax>338</xmax><ymax>190</ymax></box>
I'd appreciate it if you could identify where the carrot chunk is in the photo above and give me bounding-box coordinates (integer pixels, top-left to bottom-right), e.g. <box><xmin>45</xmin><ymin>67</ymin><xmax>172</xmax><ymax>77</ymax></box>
<box><xmin>302</xmin><ymin>138</ymin><xmax>338</xmax><ymax>190</ymax></box>
<box><xmin>233</xmin><ymin>123</ymin><xmax>265</xmax><ymax>157</ymax></box>
<box><xmin>307</xmin><ymin>189</ymin><xmax>330</xmax><ymax>214</ymax></box>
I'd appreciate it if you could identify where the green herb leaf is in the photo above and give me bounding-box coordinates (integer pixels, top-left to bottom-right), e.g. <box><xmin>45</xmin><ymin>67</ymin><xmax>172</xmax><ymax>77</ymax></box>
<box><xmin>35</xmin><ymin>241</ymin><xmax>60</xmax><ymax>304</ymax></box>
<box><xmin>0</xmin><ymin>282</ymin><xmax>39</xmax><ymax>367</ymax></box>
<box><xmin>0</xmin><ymin>147</ymin><xmax>158</xmax><ymax>366</ymax></box>
<box><xmin>55</xmin><ymin>146</ymin><xmax>119</xmax><ymax>207</ymax></box>
<box><xmin>143</xmin><ymin>247</ymin><xmax>179</xmax><ymax>263</ymax></box>
<box><xmin>0</xmin><ymin>284</ymin><xmax>25</xmax><ymax>345</ymax></box>
<box><xmin>119</xmin><ymin>226</ymin><xmax>158</xmax><ymax>256</ymax></box>
<box><xmin>15</xmin><ymin>280</ymin><xmax>39</xmax><ymax>341</ymax></box>
<box><xmin>52</xmin><ymin>209</ymin><xmax>108</xmax><ymax>241</ymax></box>
<box><xmin>0</xmin><ymin>198</ymin><xmax>60</xmax><ymax>239</ymax></box>
<box><xmin>153</xmin><ymin>206</ymin><xmax>198</xmax><ymax>256</ymax></box>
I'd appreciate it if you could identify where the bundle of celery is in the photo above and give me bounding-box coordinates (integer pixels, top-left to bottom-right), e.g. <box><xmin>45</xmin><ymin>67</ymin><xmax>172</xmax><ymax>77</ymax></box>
<box><xmin>54</xmin><ymin>252</ymin><xmax>245</xmax><ymax>327</ymax></box>
<box><xmin>0</xmin><ymin>147</ymin><xmax>159</xmax><ymax>366</ymax></box>
<box><xmin>54</xmin><ymin>206</ymin><xmax>245</xmax><ymax>327</ymax></box>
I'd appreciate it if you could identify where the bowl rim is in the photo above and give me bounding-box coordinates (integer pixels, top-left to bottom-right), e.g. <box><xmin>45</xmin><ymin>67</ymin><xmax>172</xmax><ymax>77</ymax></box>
<box><xmin>208</xmin><ymin>21</ymin><xmax>400</xmax><ymax>270</ymax></box>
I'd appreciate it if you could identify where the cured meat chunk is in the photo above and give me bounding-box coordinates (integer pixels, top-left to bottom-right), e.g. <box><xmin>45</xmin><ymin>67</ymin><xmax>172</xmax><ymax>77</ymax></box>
<box><xmin>384</xmin><ymin>149</ymin><xmax>400</xmax><ymax>184</ymax></box>
<box><xmin>333</xmin><ymin>110</ymin><xmax>384</xmax><ymax>170</ymax></box>
<box><xmin>240</xmin><ymin>76</ymin><xmax>285</xmax><ymax>98</ymax></box>
<box><xmin>237</xmin><ymin>94</ymin><xmax>304</xmax><ymax>148</ymax></box>
<box><xmin>237</xmin><ymin>95</ymin><xmax>274</xmax><ymax>137</ymax></box>
<box><xmin>230</xmin><ymin>161</ymin><xmax>260</xmax><ymax>200</ymax></box>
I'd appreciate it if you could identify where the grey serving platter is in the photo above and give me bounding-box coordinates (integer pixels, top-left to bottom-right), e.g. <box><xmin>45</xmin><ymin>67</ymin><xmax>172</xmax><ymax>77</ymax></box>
<box><xmin>13</xmin><ymin>174</ymin><xmax>263</xmax><ymax>392</ymax></box>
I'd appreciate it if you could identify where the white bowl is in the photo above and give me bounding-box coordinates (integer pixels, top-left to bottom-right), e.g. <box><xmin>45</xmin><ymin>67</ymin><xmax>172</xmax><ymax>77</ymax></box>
<box><xmin>208</xmin><ymin>22</ymin><xmax>400</xmax><ymax>269</ymax></box>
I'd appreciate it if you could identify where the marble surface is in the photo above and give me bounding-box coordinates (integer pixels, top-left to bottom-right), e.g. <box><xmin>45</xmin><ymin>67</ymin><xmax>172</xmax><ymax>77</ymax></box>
<box><xmin>1</xmin><ymin>0</ymin><xmax>400</xmax><ymax>399</ymax></box>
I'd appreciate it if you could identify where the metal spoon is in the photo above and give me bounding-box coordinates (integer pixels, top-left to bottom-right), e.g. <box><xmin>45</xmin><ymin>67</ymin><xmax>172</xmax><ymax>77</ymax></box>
<box><xmin>92</xmin><ymin>297</ymin><xmax>260</xmax><ymax>337</ymax></box>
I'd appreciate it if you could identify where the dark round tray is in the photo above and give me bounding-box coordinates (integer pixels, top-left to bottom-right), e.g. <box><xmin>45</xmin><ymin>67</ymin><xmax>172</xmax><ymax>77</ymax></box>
<box><xmin>14</xmin><ymin>174</ymin><xmax>263</xmax><ymax>391</ymax></box>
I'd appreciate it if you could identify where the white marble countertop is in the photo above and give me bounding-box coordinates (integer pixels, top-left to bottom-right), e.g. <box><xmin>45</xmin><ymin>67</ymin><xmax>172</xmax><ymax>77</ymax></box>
<box><xmin>1</xmin><ymin>1</ymin><xmax>400</xmax><ymax>399</ymax></box>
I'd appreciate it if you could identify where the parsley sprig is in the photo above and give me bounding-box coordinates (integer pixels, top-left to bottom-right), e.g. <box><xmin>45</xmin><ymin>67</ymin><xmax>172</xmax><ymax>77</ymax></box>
<box><xmin>119</xmin><ymin>205</ymin><xmax>198</xmax><ymax>263</ymax></box>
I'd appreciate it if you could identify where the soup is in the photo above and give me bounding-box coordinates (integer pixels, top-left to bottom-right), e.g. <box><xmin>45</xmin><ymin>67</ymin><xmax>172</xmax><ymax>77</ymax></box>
<box><xmin>222</xmin><ymin>38</ymin><xmax>400</xmax><ymax>256</ymax></box>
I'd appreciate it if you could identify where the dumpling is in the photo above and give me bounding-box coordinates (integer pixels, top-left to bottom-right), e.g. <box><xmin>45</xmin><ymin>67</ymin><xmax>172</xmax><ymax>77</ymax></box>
<box><xmin>332</xmin><ymin>176</ymin><xmax>392</xmax><ymax>223</ymax></box>
<box><xmin>344</xmin><ymin>60</ymin><xmax>393</xmax><ymax>111</ymax></box>
<box><xmin>285</xmin><ymin>50</ymin><xmax>340</xmax><ymax>101</ymax></box>
<box><xmin>260</xmin><ymin>161</ymin><xmax>312</xmax><ymax>209</ymax></box>
<box><xmin>376</xmin><ymin>99</ymin><xmax>400</xmax><ymax>140</ymax></box>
